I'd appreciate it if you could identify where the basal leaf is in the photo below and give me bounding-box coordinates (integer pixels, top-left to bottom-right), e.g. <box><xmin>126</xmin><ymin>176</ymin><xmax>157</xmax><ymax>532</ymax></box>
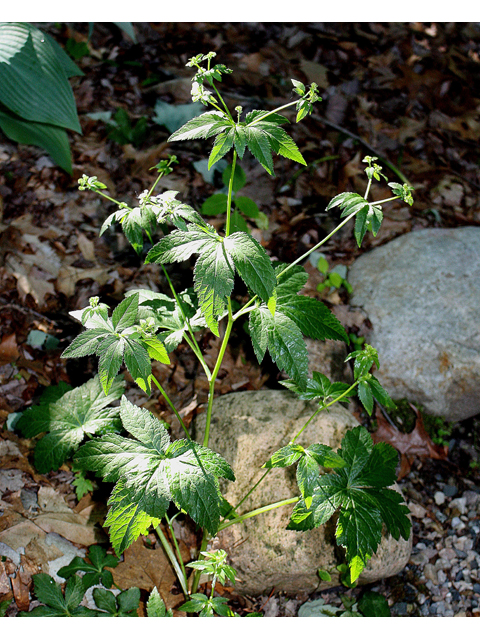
<box><xmin>27</xmin><ymin>375</ymin><xmax>124</xmax><ymax>473</ymax></box>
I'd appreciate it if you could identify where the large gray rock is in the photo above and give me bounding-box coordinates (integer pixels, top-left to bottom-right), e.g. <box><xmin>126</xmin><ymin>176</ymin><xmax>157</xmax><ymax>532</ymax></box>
<box><xmin>348</xmin><ymin>227</ymin><xmax>480</xmax><ymax>422</ymax></box>
<box><xmin>194</xmin><ymin>390</ymin><xmax>412</xmax><ymax>596</ymax></box>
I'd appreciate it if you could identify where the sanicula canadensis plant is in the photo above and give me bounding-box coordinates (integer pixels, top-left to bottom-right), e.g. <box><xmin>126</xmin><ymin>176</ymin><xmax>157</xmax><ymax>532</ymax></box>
<box><xmin>35</xmin><ymin>52</ymin><xmax>414</xmax><ymax>615</ymax></box>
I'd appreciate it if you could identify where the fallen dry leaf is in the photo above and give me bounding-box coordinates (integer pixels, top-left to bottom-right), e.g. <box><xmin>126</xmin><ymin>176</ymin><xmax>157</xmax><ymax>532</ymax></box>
<box><xmin>372</xmin><ymin>404</ymin><xmax>448</xmax><ymax>478</ymax></box>
<box><xmin>110</xmin><ymin>535</ymin><xmax>189</xmax><ymax>612</ymax></box>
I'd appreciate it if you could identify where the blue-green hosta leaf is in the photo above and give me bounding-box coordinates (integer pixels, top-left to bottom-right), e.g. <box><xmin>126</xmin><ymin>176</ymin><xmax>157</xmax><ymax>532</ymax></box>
<box><xmin>25</xmin><ymin>375</ymin><xmax>124</xmax><ymax>474</ymax></box>
<box><xmin>224</xmin><ymin>231</ymin><xmax>276</xmax><ymax>302</ymax></box>
<box><xmin>0</xmin><ymin>23</ymin><xmax>81</xmax><ymax>132</ymax></box>
<box><xmin>0</xmin><ymin>108</ymin><xmax>73</xmax><ymax>174</ymax></box>
<box><xmin>194</xmin><ymin>240</ymin><xmax>235</xmax><ymax>336</ymax></box>
<box><xmin>286</xmin><ymin>426</ymin><xmax>411</xmax><ymax>583</ymax></box>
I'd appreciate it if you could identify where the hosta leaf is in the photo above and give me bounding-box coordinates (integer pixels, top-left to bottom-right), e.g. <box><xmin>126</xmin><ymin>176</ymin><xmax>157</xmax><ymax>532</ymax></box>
<box><xmin>0</xmin><ymin>23</ymin><xmax>81</xmax><ymax>132</ymax></box>
<box><xmin>224</xmin><ymin>231</ymin><xmax>276</xmax><ymax>302</ymax></box>
<box><xmin>0</xmin><ymin>108</ymin><xmax>73</xmax><ymax>174</ymax></box>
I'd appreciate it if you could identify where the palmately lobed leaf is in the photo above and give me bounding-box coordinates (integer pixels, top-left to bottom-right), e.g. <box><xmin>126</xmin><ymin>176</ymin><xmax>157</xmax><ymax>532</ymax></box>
<box><xmin>286</xmin><ymin>426</ymin><xmax>411</xmax><ymax>583</ymax></box>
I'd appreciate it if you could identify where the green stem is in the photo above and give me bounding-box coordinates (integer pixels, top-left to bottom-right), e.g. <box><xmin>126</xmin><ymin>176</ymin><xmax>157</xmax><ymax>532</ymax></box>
<box><xmin>151</xmin><ymin>374</ymin><xmax>190</xmax><ymax>439</ymax></box>
<box><xmin>165</xmin><ymin>514</ymin><xmax>188</xmax><ymax>590</ymax></box>
<box><xmin>155</xmin><ymin>525</ymin><xmax>189</xmax><ymax>599</ymax></box>
<box><xmin>364</xmin><ymin>178</ymin><xmax>373</xmax><ymax>201</ymax></box>
<box><xmin>203</xmin><ymin>299</ymin><xmax>234</xmax><ymax>448</ymax></box>
<box><xmin>92</xmin><ymin>188</ymin><xmax>128</xmax><ymax>210</ymax></box>
<box><xmin>191</xmin><ymin>530</ymin><xmax>210</xmax><ymax>595</ymax></box>
<box><xmin>218</xmin><ymin>497</ymin><xmax>299</xmax><ymax>532</ymax></box>
<box><xmin>249</xmin><ymin>100</ymin><xmax>299</xmax><ymax>125</ymax></box>
<box><xmin>276</xmin><ymin>209</ymin><xmax>357</xmax><ymax>280</ymax></box>
<box><xmin>161</xmin><ymin>265</ymin><xmax>211</xmax><ymax>380</ymax></box>
<box><xmin>225</xmin><ymin>151</ymin><xmax>237</xmax><ymax>237</ymax></box>
<box><xmin>223</xmin><ymin>379</ymin><xmax>360</xmax><ymax>523</ymax></box>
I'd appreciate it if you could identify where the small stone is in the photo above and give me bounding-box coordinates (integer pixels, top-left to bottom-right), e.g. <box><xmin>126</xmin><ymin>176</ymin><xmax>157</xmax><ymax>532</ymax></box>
<box><xmin>449</xmin><ymin>497</ymin><xmax>468</xmax><ymax>514</ymax></box>
<box><xmin>471</xmin><ymin>560</ymin><xmax>479</xmax><ymax>571</ymax></box>
<box><xmin>424</xmin><ymin>563</ymin><xmax>438</xmax><ymax>585</ymax></box>
<box><xmin>452</xmin><ymin>517</ymin><xmax>465</xmax><ymax>530</ymax></box>
<box><xmin>437</xmin><ymin>569</ymin><xmax>447</xmax><ymax>584</ymax></box>
<box><xmin>435</xmin><ymin>491</ymin><xmax>446</xmax><ymax>506</ymax></box>
<box><xmin>408</xmin><ymin>501</ymin><xmax>427</xmax><ymax>519</ymax></box>
<box><xmin>436</xmin><ymin>601</ymin><xmax>446</xmax><ymax>616</ymax></box>
<box><xmin>473</xmin><ymin>584</ymin><xmax>480</xmax><ymax>595</ymax></box>
<box><xmin>444</xmin><ymin>485</ymin><xmax>458</xmax><ymax>498</ymax></box>
<box><xmin>464</xmin><ymin>491</ymin><xmax>480</xmax><ymax>507</ymax></box>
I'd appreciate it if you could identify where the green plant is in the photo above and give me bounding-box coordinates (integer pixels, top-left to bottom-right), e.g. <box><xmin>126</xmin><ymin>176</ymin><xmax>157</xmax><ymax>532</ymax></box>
<box><xmin>28</xmin><ymin>52</ymin><xmax>414</xmax><ymax>615</ymax></box>
<box><xmin>57</xmin><ymin>545</ymin><xmax>119</xmax><ymax>590</ymax></box>
<box><xmin>16</xmin><ymin>375</ymin><xmax>125</xmax><ymax>474</ymax></box>
<box><xmin>298</xmin><ymin>591</ymin><xmax>390</xmax><ymax>617</ymax></box>
<box><xmin>314</xmin><ymin>253</ymin><xmax>352</xmax><ymax>294</ymax></box>
<box><xmin>201</xmin><ymin>163</ymin><xmax>269</xmax><ymax>232</ymax></box>
<box><xmin>19</xmin><ymin>573</ymin><xmax>140</xmax><ymax>617</ymax></box>
<box><xmin>0</xmin><ymin>22</ymin><xmax>83</xmax><ymax>173</ymax></box>
<box><xmin>106</xmin><ymin>108</ymin><xmax>148</xmax><ymax>147</ymax></box>
<box><xmin>179</xmin><ymin>550</ymin><xmax>237</xmax><ymax>617</ymax></box>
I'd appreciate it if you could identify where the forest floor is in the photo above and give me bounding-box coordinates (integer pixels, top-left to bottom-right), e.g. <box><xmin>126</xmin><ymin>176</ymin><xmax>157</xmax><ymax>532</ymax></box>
<box><xmin>1</xmin><ymin>22</ymin><xmax>480</xmax><ymax>617</ymax></box>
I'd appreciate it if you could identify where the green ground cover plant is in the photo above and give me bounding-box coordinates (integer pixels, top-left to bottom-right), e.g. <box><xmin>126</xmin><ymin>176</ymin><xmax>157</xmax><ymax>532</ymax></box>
<box><xmin>22</xmin><ymin>52</ymin><xmax>414</xmax><ymax>616</ymax></box>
